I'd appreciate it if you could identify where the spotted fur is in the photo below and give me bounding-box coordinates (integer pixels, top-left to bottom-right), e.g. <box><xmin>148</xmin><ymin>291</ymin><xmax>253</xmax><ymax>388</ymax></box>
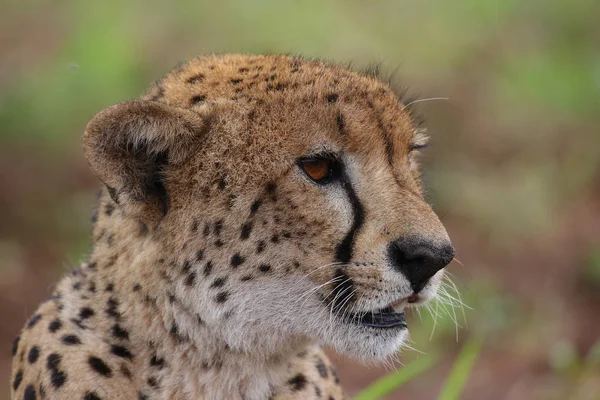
<box><xmin>11</xmin><ymin>54</ymin><xmax>453</xmax><ymax>400</ymax></box>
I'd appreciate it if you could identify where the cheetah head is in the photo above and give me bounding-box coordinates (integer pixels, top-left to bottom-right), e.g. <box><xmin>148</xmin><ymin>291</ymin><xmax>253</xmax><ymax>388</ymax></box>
<box><xmin>83</xmin><ymin>55</ymin><xmax>454</xmax><ymax>362</ymax></box>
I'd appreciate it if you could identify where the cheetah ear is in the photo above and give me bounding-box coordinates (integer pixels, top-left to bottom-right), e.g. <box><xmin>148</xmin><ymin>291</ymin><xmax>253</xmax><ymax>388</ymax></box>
<box><xmin>83</xmin><ymin>100</ymin><xmax>207</xmax><ymax>228</ymax></box>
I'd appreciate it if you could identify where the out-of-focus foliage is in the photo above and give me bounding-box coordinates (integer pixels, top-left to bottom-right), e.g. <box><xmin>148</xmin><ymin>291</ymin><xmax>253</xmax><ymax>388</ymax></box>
<box><xmin>1</xmin><ymin>0</ymin><xmax>599</xmax><ymax>399</ymax></box>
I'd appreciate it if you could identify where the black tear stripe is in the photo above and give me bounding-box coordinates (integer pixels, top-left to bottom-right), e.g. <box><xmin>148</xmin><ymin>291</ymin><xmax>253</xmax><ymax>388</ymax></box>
<box><xmin>334</xmin><ymin>172</ymin><xmax>365</xmax><ymax>263</ymax></box>
<box><xmin>329</xmin><ymin>170</ymin><xmax>365</xmax><ymax>311</ymax></box>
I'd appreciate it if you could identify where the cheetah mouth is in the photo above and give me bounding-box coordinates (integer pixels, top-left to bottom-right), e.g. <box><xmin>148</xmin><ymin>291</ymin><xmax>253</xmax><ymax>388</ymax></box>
<box><xmin>347</xmin><ymin>299</ymin><xmax>410</xmax><ymax>329</ymax></box>
<box><xmin>354</xmin><ymin>307</ymin><xmax>407</xmax><ymax>329</ymax></box>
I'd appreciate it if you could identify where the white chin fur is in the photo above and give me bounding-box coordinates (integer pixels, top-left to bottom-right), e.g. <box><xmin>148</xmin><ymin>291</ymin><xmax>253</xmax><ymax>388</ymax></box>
<box><xmin>214</xmin><ymin>277</ymin><xmax>414</xmax><ymax>364</ymax></box>
<box><xmin>319</xmin><ymin>321</ymin><xmax>409</xmax><ymax>362</ymax></box>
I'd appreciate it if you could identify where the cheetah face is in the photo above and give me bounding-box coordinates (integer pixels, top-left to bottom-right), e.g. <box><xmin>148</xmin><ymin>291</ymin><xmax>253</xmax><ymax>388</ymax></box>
<box><xmin>222</xmin><ymin>102</ymin><xmax>456</xmax><ymax>361</ymax></box>
<box><xmin>83</xmin><ymin>56</ymin><xmax>454</xmax><ymax>362</ymax></box>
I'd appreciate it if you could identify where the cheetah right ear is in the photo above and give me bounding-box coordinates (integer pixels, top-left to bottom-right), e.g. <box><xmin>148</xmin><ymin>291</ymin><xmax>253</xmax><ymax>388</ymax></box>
<box><xmin>83</xmin><ymin>100</ymin><xmax>207</xmax><ymax>228</ymax></box>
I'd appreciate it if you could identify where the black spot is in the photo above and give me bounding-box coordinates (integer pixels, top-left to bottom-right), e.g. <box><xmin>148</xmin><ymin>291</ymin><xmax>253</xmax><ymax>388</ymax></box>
<box><xmin>62</xmin><ymin>335</ymin><xmax>82</xmax><ymax>345</ymax></box>
<box><xmin>203</xmin><ymin>261</ymin><xmax>213</xmax><ymax>277</ymax></box>
<box><xmin>46</xmin><ymin>352</ymin><xmax>59</xmax><ymax>368</ymax></box>
<box><xmin>184</xmin><ymin>271</ymin><xmax>197</xmax><ymax>287</ymax></box>
<box><xmin>27</xmin><ymin>314</ymin><xmax>42</xmax><ymax>329</ymax></box>
<box><xmin>111</xmin><ymin>345</ymin><xmax>133</xmax><ymax>360</ymax></box>
<box><xmin>190</xmin><ymin>220</ymin><xmax>199</xmax><ymax>233</ymax></box>
<box><xmin>215</xmin><ymin>239</ymin><xmax>224</xmax><ymax>247</ymax></box>
<box><xmin>169</xmin><ymin>323</ymin><xmax>180</xmax><ymax>338</ymax></box>
<box><xmin>192</xmin><ymin>95</ymin><xmax>206</xmax><ymax>103</ymax></box>
<box><xmin>12</xmin><ymin>335</ymin><xmax>20</xmax><ymax>355</ymax></box>
<box><xmin>182</xmin><ymin>260</ymin><xmax>192</xmax><ymax>273</ymax></box>
<box><xmin>112</xmin><ymin>324</ymin><xmax>129</xmax><ymax>340</ymax></box>
<box><xmin>271</xmin><ymin>234</ymin><xmax>279</xmax><ymax>244</ymax></box>
<box><xmin>84</xmin><ymin>391</ymin><xmax>102</xmax><ymax>400</ymax></box>
<box><xmin>215</xmin><ymin>291</ymin><xmax>229</xmax><ymax>303</ymax></box>
<box><xmin>150</xmin><ymin>355</ymin><xmax>165</xmax><ymax>369</ymax></box>
<box><xmin>91</xmin><ymin>210</ymin><xmax>98</xmax><ymax>224</ymax></box>
<box><xmin>327</xmin><ymin>93</ymin><xmax>339</xmax><ymax>103</ymax></box>
<box><xmin>258</xmin><ymin>264</ymin><xmax>271</xmax><ymax>273</ymax></box>
<box><xmin>315</xmin><ymin>359</ymin><xmax>328</xmax><ymax>378</ymax></box>
<box><xmin>256</xmin><ymin>241</ymin><xmax>265</xmax><ymax>253</ymax></box>
<box><xmin>315</xmin><ymin>385</ymin><xmax>322</xmax><ymax>398</ymax></box>
<box><xmin>47</xmin><ymin>353</ymin><xmax>67</xmax><ymax>388</ymax></box>
<box><xmin>88</xmin><ymin>262</ymin><xmax>97</xmax><ymax>269</ymax></box>
<box><xmin>106</xmin><ymin>298</ymin><xmax>120</xmax><ymax>319</ymax></box>
<box><xmin>330</xmin><ymin>366</ymin><xmax>340</xmax><ymax>384</ymax></box>
<box><xmin>88</xmin><ymin>282</ymin><xmax>96</xmax><ymax>293</ymax></box>
<box><xmin>196</xmin><ymin>249</ymin><xmax>205</xmax><ymax>261</ymax></box>
<box><xmin>138</xmin><ymin>393</ymin><xmax>148</xmax><ymax>400</ymax></box>
<box><xmin>72</xmin><ymin>281</ymin><xmax>82</xmax><ymax>290</ymax></box>
<box><xmin>240</xmin><ymin>222</ymin><xmax>253</xmax><ymax>240</ymax></box>
<box><xmin>105</xmin><ymin>283</ymin><xmax>114</xmax><ymax>292</ymax></box>
<box><xmin>12</xmin><ymin>369</ymin><xmax>23</xmax><ymax>390</ymax></box>
<box><xmin>88</xmin><ymin>356</ymin><xmax>112</xmax><ymax>377</ymax></box>
<box><xmin>230</xmin><ymin>78</ymin><xmax>243</xmax><ymax>84</ymax></box>
<box><xmin>147</xmin><ymin>376</ymin><xmax>158</xmax><ymax>387</ymax></box>
<box><xmin>24</xmin><ymin>385</ymin><xmax>36</xmax><ymax>400</ymax></box>
<box><xmin>230</xmin><ymin>254</ymin><xmax>245</xmax><ymax>268</ymax></box>
<box><xmin>132</xmin><ymin>283</ymin><xmax>141</xmax><ymax>291</ymax></box>
<box><xmin>104</xmin><ymin>203</ymin><xmax>114</xmax><ymax>216</ymax></box>
<box><xmin>250</xmin><ymin>199</ymin><xmax>261</xmax><ymax>214</ymax></box>
<box><xmin>288</xmin><ymin>374</ymin><xmax>307</xmax><ymax>391</ymax></box>
<box><xmin>203</xmin><ymin>224</ymin><xmax>210</xmax><ymax>237</ymax></box>
<box><xmin>240</xmin><ymin>275</ymin><xmax>253</xmax><ymax>282</ymax></box>
<box><xmin>27</xmin><ymin>346</ymin><xmax>39</xmax><ymax>364</ymax></box>
<box><xmin>187</xmin><ymin>73</ymin><xmax>205</xmax><ymax>84</ymax></box>
<box><xmin>214</xmin><ymin>220</ymin><xmax>223</xmax><ymax>236</ymax></box>
<box><xmin>79</xmin><ymin>307</ymin><xmax>95</xmax><ymax>320</ymax></box>
<box><xmin>105</xmin><ymin>255</ymin><xmax>117</xmax><ymax>268</ymax></box>
<box><xmin>211</xmin><ymin>277</ymin><xmax>227</xmax><ymax>288</ymax></box>
<box><xmin>121</xmin><ymin>364</ymin><xmax>132</xmax><ymax>379</ymax></box>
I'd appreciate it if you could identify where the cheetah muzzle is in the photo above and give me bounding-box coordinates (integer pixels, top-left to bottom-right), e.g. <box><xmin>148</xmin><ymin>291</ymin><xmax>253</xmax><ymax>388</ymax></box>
<box><xmin>11</xmin><ymin>54</ymin><xmax>454</xmax><ymax>400</ymax></box>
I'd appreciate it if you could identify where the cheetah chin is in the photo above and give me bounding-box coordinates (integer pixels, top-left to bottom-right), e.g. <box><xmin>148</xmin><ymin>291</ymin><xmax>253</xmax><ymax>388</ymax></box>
<box><xmin>12</xmin><ymin>54</ymin><xmax>454</xmax><ymax>400</ymax></box>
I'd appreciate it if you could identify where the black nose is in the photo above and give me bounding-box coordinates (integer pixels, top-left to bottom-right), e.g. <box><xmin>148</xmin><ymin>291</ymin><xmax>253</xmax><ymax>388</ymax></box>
<box><xmin>388</xmin><ymin>237</ymin><xmax>455</xmax><ymax>293</ymax></box>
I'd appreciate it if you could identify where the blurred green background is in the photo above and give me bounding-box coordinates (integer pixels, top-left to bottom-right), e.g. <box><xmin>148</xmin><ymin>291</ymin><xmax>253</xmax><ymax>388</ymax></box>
<box><xmin>1</xmin><ymin>0</ymin><xmax>599</xmax><ymax>399</ymax></box>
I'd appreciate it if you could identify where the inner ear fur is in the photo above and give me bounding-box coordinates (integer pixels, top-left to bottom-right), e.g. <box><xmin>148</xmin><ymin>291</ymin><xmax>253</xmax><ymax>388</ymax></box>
<box><xmin>83</xmin><ymin>100</ymin><xmax>207</xmax><ymax>228</ymax></box>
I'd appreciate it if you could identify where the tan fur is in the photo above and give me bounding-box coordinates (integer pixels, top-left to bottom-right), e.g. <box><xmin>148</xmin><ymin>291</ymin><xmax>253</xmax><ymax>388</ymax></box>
<box><xmin>11</xmin><ymin>54</ymin><xmax>452</xmax><ymax>400</ymax></box>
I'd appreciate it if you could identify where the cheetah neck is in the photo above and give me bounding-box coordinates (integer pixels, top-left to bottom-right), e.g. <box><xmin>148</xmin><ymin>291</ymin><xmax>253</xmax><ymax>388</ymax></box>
<box><xmin>83</xmin><ymin>196</ymin><xmax>314</xmax><ymax>399</ymax></box>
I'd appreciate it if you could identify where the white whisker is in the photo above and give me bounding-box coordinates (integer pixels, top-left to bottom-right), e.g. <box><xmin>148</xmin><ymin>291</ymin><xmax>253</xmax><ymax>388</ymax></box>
<box><xmin>402</xmin><ymin>97</ymin><xmax>450</xmax><ymax>109</ymax></box>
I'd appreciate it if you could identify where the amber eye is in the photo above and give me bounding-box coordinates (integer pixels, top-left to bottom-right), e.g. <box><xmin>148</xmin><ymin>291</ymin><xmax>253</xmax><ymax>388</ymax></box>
<box><xmin>298</xmin><ymin>156</ymin><xmax>340</xmax><ymax>184</ymax></box>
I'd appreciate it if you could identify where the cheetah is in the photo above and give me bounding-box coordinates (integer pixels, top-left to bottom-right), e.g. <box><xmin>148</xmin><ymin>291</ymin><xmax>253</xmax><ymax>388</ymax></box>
<box><xmin>11</xmin><ymin>54</ymin><xmax>455</xmax><ymax>400</ymax></box>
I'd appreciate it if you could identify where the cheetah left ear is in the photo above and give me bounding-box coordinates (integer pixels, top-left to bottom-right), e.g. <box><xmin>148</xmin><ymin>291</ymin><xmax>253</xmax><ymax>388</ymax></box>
<box><xmin>83</xmin><ymin>100</ymin><xmax>208</xmax><ymax>228</ymax></box>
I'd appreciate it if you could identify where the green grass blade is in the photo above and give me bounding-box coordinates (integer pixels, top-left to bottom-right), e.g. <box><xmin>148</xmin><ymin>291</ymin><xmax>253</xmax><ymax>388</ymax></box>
<box><xmin>437</xmin><ymin>337</ymin><xmax>484</xmax><ymax>400</ymax></box>
<box><xmin>354</xmin><ymin>355</ymin><xmax>438</xmax><ymax>400</ymax></box>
